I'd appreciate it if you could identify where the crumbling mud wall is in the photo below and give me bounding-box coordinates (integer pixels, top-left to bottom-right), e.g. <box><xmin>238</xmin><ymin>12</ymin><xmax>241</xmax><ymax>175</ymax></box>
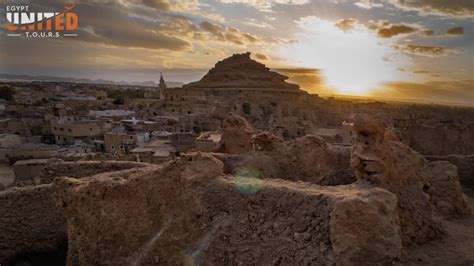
<box><xmin>428</xmin><ymin>161</ymin><xmax>471</xmax><ymax>218</ymax></box>
<box><xmin>55</xmin><ymin>153</ymin><xmax>402</xmax><ymax>265</ymax></box>
<box><xmin>426</xmin><ymin>155</ymin><xmax>474</xmax><ymax>194</ymax></box>
<box><xmin>39</xmin><ymin>160</ymin><xmax>150</xmax><ymax>184</ymax></box>
<box><xmin>402</xmin><ymin>122</ymin><xmax>474</xmax><ymax>156</ymax></box>
<box><xmin>0</xmin><ymin>184</ymin><xmax>67</xmax><ymax>264</ymax></box>
<box><xmin>351</xmin><ymin>117</ymin><xmax>443</xmax><ymax>246</ymax></box>
<box><xmin>215</xmin><ymin>132</ymin><xmax>353</xmax><ymax>185</ymax></box>
<box><xmin>215</xmin><ymin>113</ymin><xmax>254</xmax><ymax>154</ymax></box>
<box><xmin>11</xmin><ymin>160</ymin><xmax>150</xmax><ymax>187</ymax></box>
<box><xmin>0</xmin><ymin>160</ymin><xmax>152</xmax><ymax>264</ymax></box>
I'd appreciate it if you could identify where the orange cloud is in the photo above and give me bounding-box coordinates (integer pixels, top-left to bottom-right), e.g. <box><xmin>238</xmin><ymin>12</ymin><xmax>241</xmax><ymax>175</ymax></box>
<box><xmin>394</xmin><ymin>44</ymin><xmax>457</xmax><ymax>57</ymax></box>
<box><xmin>377</xmin><ymin>24</ymin><xmax>417</xmax><ymax>38</ymax></box>
<box><xmin>446</xmin><ymin>26</ymin><xmax>464</xmax><ymax>36</ymax></box>
<box><xmin>335</xmin><ymin>19</ymin><xmax>358</xmax><ymax>32</ymax></box>
<box><xmin>388</xmin><ymin>0</ymin><xmax>474</xmax><ymax>17</ymax></box>
<box><xmin>199</xmin><ymin>21</ymin><xmax>261</xmax><ymax>45</ymax></box>
<box><xmin>142</xmin><ymin>0</ymin><xmax>171</xmax><ymax>10</ymax></box>
<box><xmin>255</xmin><ymin>53</ymin><xmax>270</xmax><ymax>60</ymax></box>
<box><xmin>424</xmin><ymin>30</ymin><xmax>435</xmax><ymax>36</ymax></box>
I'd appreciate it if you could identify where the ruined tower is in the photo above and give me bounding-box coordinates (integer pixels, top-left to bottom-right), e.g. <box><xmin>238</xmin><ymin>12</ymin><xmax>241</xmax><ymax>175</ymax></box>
<box><xmin>159</xmin><ymin>72</ymin><xmax>167</xmax><ymax>89</ymax></box>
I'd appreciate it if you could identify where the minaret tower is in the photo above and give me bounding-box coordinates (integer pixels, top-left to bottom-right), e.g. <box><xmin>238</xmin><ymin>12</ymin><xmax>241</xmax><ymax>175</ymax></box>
<box><xmin>159</xmin><ymin>72</ymin><xmax>167</xmax><ymax>89</ymax></box>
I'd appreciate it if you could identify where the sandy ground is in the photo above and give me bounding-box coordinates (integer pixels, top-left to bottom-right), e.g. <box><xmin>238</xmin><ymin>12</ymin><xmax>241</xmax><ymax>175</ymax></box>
<box><xmin>402</xmin><ymin>196</ymin><xmax>474</xmax><ymax>265</ymax></box>
<box><xmin>0</xmin><ymin>163</ymin><xmax>14</xmax><ymax>186</ymax></box>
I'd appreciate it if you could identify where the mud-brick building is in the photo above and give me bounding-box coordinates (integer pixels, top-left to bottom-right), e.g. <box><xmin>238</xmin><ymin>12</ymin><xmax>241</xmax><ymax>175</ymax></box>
<box><xmin>50</xmin><ymin>116</ymin><xmax>112</xmax><ymax>145</ymax></box>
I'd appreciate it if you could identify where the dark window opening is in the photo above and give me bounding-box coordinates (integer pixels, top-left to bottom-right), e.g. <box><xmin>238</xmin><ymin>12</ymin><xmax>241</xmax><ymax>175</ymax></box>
<box><xmin>242</xmin><ymin>103</ymin><xmax>251</xmax><ymax>115</ymax></box>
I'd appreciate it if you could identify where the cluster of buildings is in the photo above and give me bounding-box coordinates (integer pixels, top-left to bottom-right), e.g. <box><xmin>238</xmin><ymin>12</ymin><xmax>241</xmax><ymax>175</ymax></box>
<box><xmin>0</xmin><ymin>54</ymin><xmax>373</xmax><ymax>185</ymax></box>
<box><xmin>3</xmin><ymin>52</ymin><xmax>469</xmax><ymax>185</ymax></box>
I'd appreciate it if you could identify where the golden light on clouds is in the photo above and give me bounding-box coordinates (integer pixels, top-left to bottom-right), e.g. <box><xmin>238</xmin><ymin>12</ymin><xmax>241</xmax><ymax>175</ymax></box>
<box><xmin>1</xmin><ymin>0</ymin><xmax>472</xmax><ymax>104</ymax></box>
<box><xmin>279</xmin><ymin>16</ymin><xmax>409</xmax><ymax>96</ymax></box>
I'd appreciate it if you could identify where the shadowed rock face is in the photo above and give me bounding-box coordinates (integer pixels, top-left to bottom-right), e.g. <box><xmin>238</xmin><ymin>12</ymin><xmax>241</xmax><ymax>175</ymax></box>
<box><xmin>54</xmin><ymin>153</ymin><xmax>402</xmax><ymax>265</ymax></box>
<box><xmin>183</xmin><ymin>52</ymin><xmax>300</xmax><ymax>90</ymax></box>
<box><xmin>351</xmin><ymin>116</ymin><xmax>443</xmax><ymax>246</ymax></box>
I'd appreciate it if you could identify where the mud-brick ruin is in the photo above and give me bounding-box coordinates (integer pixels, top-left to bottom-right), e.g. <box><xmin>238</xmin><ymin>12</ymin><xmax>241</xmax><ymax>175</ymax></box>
<box><xmin>154</xmin><ymin>52</ymin><xmax>322</xmax><ymax>138</ymax></box>
<box><xmin>0</xmin><ymin>53</ymin><xmax>473</xmax><ymax>265</ymax></box>
<box><xmin>1</xmin><ymin>114</ymin><xmax>472</xmax><ymax>265</ymax></box>
<box><xmin>54</xmin><ymin>153</ymin><xmax>401</xmax><ymax>265</ymax></box>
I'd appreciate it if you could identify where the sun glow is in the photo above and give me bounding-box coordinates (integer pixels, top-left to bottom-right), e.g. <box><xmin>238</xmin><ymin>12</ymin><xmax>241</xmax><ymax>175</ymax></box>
<box><xmin>280</xmin><ymin>17</ymin><xmax>408</xmax><ymax>96</ymax></box>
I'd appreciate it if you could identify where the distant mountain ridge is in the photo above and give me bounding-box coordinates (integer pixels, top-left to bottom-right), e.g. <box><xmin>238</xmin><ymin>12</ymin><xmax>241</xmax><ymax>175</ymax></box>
<box><xmin>0</xmin><ymin>73</ymin><xmax>183</xmax><ymax>87</ymax></box>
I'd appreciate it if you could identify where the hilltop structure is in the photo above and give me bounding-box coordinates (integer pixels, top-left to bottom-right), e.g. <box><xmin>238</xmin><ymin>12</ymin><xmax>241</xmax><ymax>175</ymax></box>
<box><xmin>156</xmin><ymin>52</ymin><xmax>321</xmax><ymax>139</ymax></box>
<box><xmin>183</xmin><ymin>52</ymin><xmax>299</xmax><ymax>90</ymax></box>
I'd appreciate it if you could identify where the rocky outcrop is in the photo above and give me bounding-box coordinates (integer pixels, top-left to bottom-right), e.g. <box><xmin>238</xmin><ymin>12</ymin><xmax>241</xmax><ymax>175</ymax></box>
<box><xmin>351</xmin><ymin>116</ymin><xmax>443</xmax><ymax>246</ymax></box>
<box><xmin>428</xmin><ymin>161</ymin><xmax>471</xmax><ymax>218</ymax></box>
<box><xmin>0</xmin><ymin>184</ymin><xmax>67</xmax><ymax>264</ymax></box>
<box><xmin>184</xmin><ymin>52</ymin><xmax>299</xmax><ymax>90</ymax></box>
<box><xmin>426</xmin><ymin>154</ymin><xmax>474</xmax><ymax>195</ymax></box>
<box><xmin>215</xmin><ymin>113</ymin><xmax>254</xmax><ymax>154</ymax></box>
<box><xmin>55</xmin><ymin>153</ymin><xmax>402</xmax><ymax>265</ymax></box>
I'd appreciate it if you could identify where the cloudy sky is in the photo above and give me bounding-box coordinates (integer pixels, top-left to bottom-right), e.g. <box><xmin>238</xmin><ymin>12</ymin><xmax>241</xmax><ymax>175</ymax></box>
<box><xmin>0</xmin><ymin>0</ymin><xmax>473</xmax><ymax>104</ymax></box>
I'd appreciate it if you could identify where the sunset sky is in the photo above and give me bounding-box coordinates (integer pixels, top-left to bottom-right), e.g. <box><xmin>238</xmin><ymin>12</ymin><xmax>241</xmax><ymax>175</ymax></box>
<box><xmin>0</xmin><ymin>0</ymin><xmax>473</xmax><ymax>105</ymax></box>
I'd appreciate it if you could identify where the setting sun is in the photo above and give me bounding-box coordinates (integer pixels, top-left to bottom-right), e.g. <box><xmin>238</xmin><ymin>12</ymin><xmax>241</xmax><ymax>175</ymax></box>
<box><xmin>279</xmin><ymin>17</ymin><xmax>408</xmax><ymax>96</ymax></box>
